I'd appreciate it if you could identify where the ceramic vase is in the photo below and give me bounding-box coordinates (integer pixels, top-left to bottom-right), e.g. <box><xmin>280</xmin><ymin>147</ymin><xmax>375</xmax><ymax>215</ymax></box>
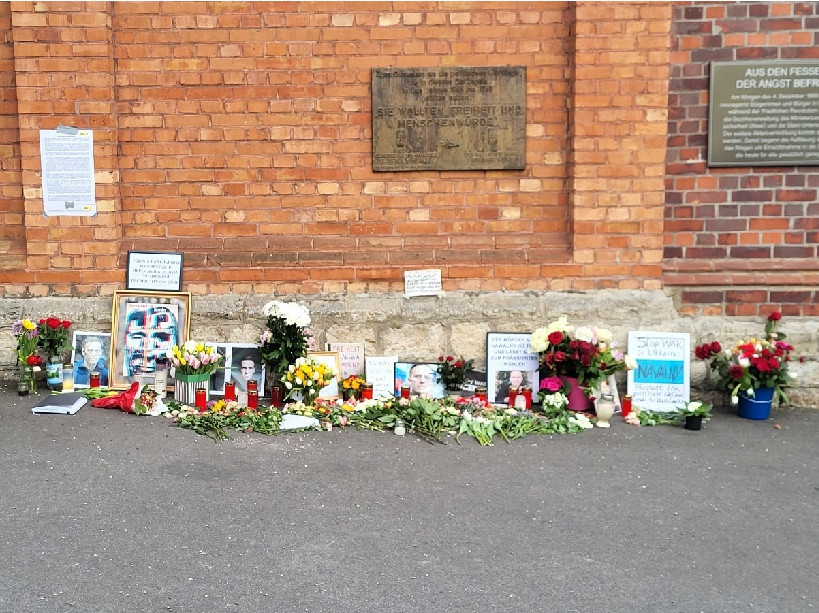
<box><xmin>560</xmin><ymin>376</ymin><xmax>595</xmax><ymax>412</ymax></box>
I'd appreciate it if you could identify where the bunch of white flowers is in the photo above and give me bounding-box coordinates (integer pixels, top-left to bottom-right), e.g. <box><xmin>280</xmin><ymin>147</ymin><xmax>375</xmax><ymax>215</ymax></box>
<box><xmin>262</xmin><ymin>300</ymin><xmax>311</xmax><ymax>328</ymax></box>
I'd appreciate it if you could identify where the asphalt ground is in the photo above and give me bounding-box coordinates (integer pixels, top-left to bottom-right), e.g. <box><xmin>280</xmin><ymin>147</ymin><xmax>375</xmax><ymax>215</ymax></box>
<box><xmin>1</xmin><ymin>385</ymin><xmax>817</xmax><ymax>613</ymax></box>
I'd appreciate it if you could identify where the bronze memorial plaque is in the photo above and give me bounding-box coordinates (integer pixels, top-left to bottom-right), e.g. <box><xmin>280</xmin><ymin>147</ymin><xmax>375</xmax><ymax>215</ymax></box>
<box><xmin>372</xmin><ymin>66</ymin><xmax>526</xmax><ymax>172</ymax></box>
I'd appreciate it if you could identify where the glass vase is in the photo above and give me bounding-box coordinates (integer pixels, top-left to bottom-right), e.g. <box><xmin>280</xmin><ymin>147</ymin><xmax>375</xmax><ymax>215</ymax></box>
<box><xmin>18</xmin><ymin>365</ymin><xmax>36</xmax><ymax>396</ymax></box>
<box><xmin>46</xmin><ymin>355</ymin><xmax>63</xmax><ymax>391</ymax></box>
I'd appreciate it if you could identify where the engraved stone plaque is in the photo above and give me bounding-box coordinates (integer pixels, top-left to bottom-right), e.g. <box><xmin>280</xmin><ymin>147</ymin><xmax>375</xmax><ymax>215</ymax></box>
<box><xmin>372</xmin><ymin>66</ymin><xmax>526</xmax><ymax>172</ymax></box>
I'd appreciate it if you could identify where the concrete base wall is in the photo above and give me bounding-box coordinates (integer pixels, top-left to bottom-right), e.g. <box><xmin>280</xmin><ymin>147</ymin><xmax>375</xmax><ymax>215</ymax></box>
<box><xmin>2</xmin><ymin>291</ymin><xmax>816</xmax><ymax>407</ymax></box>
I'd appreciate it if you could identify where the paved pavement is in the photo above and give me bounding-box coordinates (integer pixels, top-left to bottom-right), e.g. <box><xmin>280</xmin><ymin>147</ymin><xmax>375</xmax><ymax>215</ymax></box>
<box><xmin>1</xmin><ymin>385</ymin><xmax>817</xmax><ymax>613</ymax></box>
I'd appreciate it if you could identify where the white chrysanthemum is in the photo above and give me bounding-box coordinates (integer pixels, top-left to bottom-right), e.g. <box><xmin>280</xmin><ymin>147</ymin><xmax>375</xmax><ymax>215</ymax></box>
<box><xmin>530</xmin><ymin>327</ymin><xmax>551</xmax><ymax>352</ymax></box>
<box><xmin>624</xmin><ymin>354</ymin><xmax>638</xmax><ymax>370</ymax></box>
<box><xmin>574</xmin><ymin>326</ymin><xmax>594</xmax><ymax>343</ymax></box>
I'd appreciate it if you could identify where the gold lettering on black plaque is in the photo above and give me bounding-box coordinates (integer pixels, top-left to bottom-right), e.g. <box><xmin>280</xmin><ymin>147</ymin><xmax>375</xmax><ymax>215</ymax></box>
<box><xmin>372</xmin><ymin>66</ymin><xmax>526</xmax><ymax>171</ymax></box>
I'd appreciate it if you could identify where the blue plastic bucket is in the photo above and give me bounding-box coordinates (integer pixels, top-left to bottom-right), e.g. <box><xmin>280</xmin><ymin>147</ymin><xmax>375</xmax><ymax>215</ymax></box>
<box><xmin>737</xmin><ymin>387</ymin><xmax>774</xmax><ymax>420</ymax></box>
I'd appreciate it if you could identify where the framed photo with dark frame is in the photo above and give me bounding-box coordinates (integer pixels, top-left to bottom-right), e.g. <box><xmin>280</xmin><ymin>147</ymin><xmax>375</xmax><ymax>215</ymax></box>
<box><xmin>206</xmin><ymin>343</ymin><xmax>266</xmax><ymax>397</ymax></box>
<box><xmin>70</xmin><ymin>330</ymin><xmax>111</xmax><ymax>388</ymax></box>
<box><xmin>109</xmin><ymin>290</ymin><xmax>191</xmax><ymax>390</ymax></box>
<box><xmin>486</xmin><ymin>332</ymin><xmax>540</xmax><ymax>405</ymax></box>
<box><xmin>393</xmin><ymin>361</ymin><xmax>446</xmax><ymax>399</ymax></box>
<box><xmin>126</xmin><ymin>251</ymin><xmax>184</xmax><ymax>292</ymax></box>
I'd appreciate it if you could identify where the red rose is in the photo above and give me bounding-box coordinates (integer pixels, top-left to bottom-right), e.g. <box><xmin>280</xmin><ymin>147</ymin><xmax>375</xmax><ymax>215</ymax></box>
<box><xmin>454</xmin><ymin>361</ymin><xmax>462</xmax><ymax>368</ymax></box>
<box><xmin>26</xmin><ymin>355</ymin><xmax>40</xmax><ymax>365</ymax></box>
<box><xmin>438</xmin><ymin>355</ymin><xmax>444</xmax><ymax>362</ymax></box>
<box><xmin>768</xmin><ymin>311</ymin><xmax>781</xmax><ymax>321</ymax></box>
<box><xmin>548</xmin><ymin>331</ymin><xmax>563</xmax><ymax>345</ymax></box>
<box><xmin>62</xmin><ymin>320</ymin><xmax>71</xmax><ymax>328</ymax></box>
<box><xmin>709</xmin><ymin>341</ymin><xmax>721</xmax><ymax>354</ymax></box>
<box><xmin>446</xmin><ymin>355</ymin><xmax>454</xmax><ymax>362</ymax></box>
<box><xmin>768</xmin><ymin>357</ymin><xmax>779</xmax><ymax>370</ymax></box>
<box><xmin>47</xmin><ymin>317</ymin><xmax>60</xmax><ymax>329</ymax></box>
<box><xmin>694</xmin><ymin>344</ymin><xmax>710</xmax><ymax>360</ymax></box>
<box><xmin>553</xmin><ymin>351</ymin><xmax>566</xmax><ymax>362</ymax></box>
<box><xmin>580</xmin><ymin>355</ymin><xmax>591</xmax><ymax>367</ymax></box>
<box><xmin>39</xmin><ymin>319</ymin><xmax>46</xmax><ymax>324</ymax></box>
<box><xmin>729</xmin><ymin>365</ymin><xmax>744</xmax><ymax>379</ymax></box>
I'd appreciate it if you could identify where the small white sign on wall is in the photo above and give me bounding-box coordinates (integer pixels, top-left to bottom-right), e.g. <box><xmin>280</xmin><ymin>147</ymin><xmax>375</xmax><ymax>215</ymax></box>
<box><xmin>404</xmin><ymin>269</ymin><xmax>442</xmax><ymax>298</ymax></box>
<box><xmin>627</xmin><ymin>331</ymin><xmax>691</xmax><ymax>413</ymax></box>
<box><xmin>127</xmin><ymin>251</ymin><xmax>184</xmax><ymax>292</ymax></box>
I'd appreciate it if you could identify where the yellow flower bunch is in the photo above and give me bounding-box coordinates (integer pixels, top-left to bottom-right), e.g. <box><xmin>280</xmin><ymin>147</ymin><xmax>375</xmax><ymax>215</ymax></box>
<box><xmin>281</xmin><ymin>356</ymin><xmax>336</xmax><ymax>400</ymax></box>
<box><xmin>342</xmin><ymin>375</ymin><xmax>365</xmax><ymax>391</ymax></box>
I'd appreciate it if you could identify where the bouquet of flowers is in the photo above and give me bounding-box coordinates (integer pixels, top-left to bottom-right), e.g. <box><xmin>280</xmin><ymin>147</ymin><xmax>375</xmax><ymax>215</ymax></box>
<box><xmin>341</xmin><ymin>374</ymin><xmax>365</xmax><ymax>399</ymax></box>
<box><xmin>11</xmin><ymin>318</ymin><xmax>39</xmax><ymax>364</ymax></box>
<box><xmin>168</xmin><ymin>341</ymin><xmax>223</xmax><ymax>376</ymax></box>
<box><xmin>695</xmin><ymin>311</ymin><xmax>795</xmax><ymax>405</ymax></box>
<box><xmin>281</xmin><ymin>355</ymin><xmax>336</xmax><ymax>402</ymax></box>
<box><xmin>530</xmin><ymin>315</ymin><xmax>637</xmax><ymax>393</ymax></box>
<box><xmin>437</xmin><ymin>355</ymin><xmax>474</xmax><ymax>390</ymax></box>
<box><xmin>259</xmin><ymin>300</ymin><xmax>312</xmax><ymax>377</ymax></box>
<box><xmin>37</xmin><ymin>316</ymin><xmax>72</xmax><ymax>358</ymax></box>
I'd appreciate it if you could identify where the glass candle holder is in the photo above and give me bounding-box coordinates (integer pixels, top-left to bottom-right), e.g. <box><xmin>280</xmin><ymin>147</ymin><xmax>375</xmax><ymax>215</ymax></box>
<box><xmin>361</xmin><ymin>383</ymin><xmax>373</xmax><ymax>400</ymax></box>
<box><xmin>248</xmin><ymin>390</ymin><xmax>259</xmax><ymax>409</ymax></box>
<box><xmin>195</xmin><ymin>388</ymin><xmax>207</xmax><ymax>411</ymax></box>
<box><xmin>270</xmin><ymin>385</ymin><xmax>283</xmax><ymax>408</ymax></box>
<box><xmin>394</xmin><ymin>419</ymin><xmax>406</xmax><ymax>436</ymax></box>
<box><xmin>62</xmin><ymin>365</ymin><xmax>74</xmax><ymax>391</ymax></box>
<box><xmin>401</xmin><ymin>385</ymin><xmax>410</xmax><ymax>399</ymax></box>
<box><xmin>247</xmin><ymin>380</ymin><xmax>258</xmax><ymax>394</ymax></box>
<box><xmin>89</xmin><ymin>371</ymin><xmax>101</xmax><ymax>388</ymax></box>
<box><xmin>224</xmin><ymin>381</ymin><xmax>236</xmax><ymax>402</ymax></box>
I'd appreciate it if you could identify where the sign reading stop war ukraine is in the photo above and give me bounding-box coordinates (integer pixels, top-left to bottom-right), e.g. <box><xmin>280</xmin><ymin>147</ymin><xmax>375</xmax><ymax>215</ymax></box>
<box><xmin>627</xmin><ymin>332</ymin><xmax>691</xmax><ymax>413</ymax></box>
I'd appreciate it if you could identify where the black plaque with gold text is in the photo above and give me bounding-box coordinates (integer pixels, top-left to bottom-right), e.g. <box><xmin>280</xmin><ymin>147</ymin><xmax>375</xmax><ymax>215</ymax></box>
<box><xmin>372</xmin><ymin>66</ymin><xmax>526</xmax><ymax>172</ymax></box>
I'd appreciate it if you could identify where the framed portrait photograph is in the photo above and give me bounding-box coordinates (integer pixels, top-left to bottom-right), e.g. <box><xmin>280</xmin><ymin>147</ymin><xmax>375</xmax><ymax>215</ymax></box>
<box><xmin>306</xmin><ymin>351</ymin><xmax>342</xmax><ymax>400</ymax></box>
<box><xmin>393</xmin><ymin>361</ymin><xmax>446</xmax><ymax>399</ymax></box>
<box><xmin>486</xmin><ymin>332</ymin><xmax>540</xmax><ymax>405</ymax></box>
<box><xmin>207</xmin><ymin>343</ymin><xmax>265</xmax><ymax>397</ymax></box>
<box><xmin>109</xmin><ymin>290</ymin><xmax>191</xmax><ymax>389</ymax></box>
<box><xmin>70</xmin><ymin>330</ymin><xmax>112</xmax><ymax>388</ymax></box>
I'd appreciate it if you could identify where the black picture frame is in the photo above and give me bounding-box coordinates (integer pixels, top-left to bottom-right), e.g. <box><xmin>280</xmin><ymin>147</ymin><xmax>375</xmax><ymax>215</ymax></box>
<box><xmin>126</xmin><ymin>250</ymin><xmax>184</xmax><ymax>292</ymax></box>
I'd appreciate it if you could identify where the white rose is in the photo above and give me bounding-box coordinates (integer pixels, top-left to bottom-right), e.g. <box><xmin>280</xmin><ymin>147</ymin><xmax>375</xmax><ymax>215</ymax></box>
<box><xmin>574</xmin><ymin>326</ymin><xmax>594</xmax><ymax>343</ymax></box>
<box><xmin>596</xmin><ymin>328</ymin><xmax>613</xmax><ymax>343</ymax></box>
<box><xmin>624</xmin><ymin>355</ymin><xmax>638</xmax><ymax>370</ymax></box>
<box><xmin>530</xmin><ymin>327</ymin><xmax>551</xmax><ymax>352</ymax></box>
<box><xmin>545</xmin><ymin>315</ymin><xmax>572</xmax><ymax>335</ymax></box>
<box><xmin>738</xmin><ymin>356</ymin><xmax>750</xmax><ymax>368</ymax></box>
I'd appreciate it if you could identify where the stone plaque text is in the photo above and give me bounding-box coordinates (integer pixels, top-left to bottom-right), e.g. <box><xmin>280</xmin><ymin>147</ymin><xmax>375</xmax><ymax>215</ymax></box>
<box><xmin>708</xmin><ymin>60</ymin><xmax>819</xmax><ymax>166</ymax></box>
<box><xmin>372</xmin><ymin>66</ymin><xmax>526</xmax><ymax>171</ymax></box>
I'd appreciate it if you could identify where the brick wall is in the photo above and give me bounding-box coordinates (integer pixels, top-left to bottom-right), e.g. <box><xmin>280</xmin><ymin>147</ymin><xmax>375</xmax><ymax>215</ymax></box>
<box><xmin>665</xmin><ymin>1</ymin><xmax>818</xmax><ymax>317</ymax></box>
<box><xmin>0</xmin><ymin>3</ymin><xmax>25</xmax><ymax>271</ymax></box>
<box><xmin>1</xmin><ymin>1</ymin><xmax>671</xmax><ymax>298</ymax></box>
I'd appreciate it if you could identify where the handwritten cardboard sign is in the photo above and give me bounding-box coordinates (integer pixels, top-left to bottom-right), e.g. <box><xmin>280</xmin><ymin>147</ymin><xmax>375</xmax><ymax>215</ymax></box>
<box><xmin>627</xmin><ymin>331</ymin><xmax>690</xmax><ymax>413</ymax></box>
<box><xmin>365</xmin><ymin>356</ymin><xmax>398</xmax><ymax>400</ymax></box>
<box><xmin>404</xmin><ymin>269</ymin><xmax>442</xmax><ymax>298</ymax></box>
<box><xmin>326</xmin><ymin>342</ymin><xmax>365</xmax><ymax>378</ymax></box>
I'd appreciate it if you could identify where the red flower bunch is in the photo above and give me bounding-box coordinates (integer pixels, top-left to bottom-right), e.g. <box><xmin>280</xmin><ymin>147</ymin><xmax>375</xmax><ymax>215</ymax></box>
<box><xmin>37</xmin><ymin>316</ymin><xmax>72</xmax><ymax>357</ymax></box>
<box><xmin>696</xmin><ymin>311</ymin><xmax>795</xmax><ymax>405</ymax></box>
<box><xmin>437</xmin><ymin>355</ymin><xmax>474</xmax><ymax>389</ymax></box>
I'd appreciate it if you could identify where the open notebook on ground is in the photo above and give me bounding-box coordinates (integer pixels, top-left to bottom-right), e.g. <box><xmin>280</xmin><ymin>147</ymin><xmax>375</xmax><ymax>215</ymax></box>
<box><xmin>31</xmin><ymin>391</ymin><xmax>87</xmax><ymax>415</ymax></box>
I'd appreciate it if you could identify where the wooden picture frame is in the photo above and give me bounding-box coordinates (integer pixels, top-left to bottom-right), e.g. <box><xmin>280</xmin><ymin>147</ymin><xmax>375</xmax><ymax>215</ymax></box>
<box><xmin>70</xmin><ymin>330</ymin><xmax>112</xmax><ymax>388</ymax></box>
<box><xmin>306</xmin><ymin>351</ymin><xmax>341</xmax><ymax>400</ymax></box>
<box><xmin>109</xmin><ymin>290</ymin><xmax>191</xmax><ymax>390</ymax></box>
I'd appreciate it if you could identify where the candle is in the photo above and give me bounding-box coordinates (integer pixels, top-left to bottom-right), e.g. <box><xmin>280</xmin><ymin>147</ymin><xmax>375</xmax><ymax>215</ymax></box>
<box><xmin>521</xmin><ymin>386</ymin><xmax>533</xmax><ymax>409</ymax></box>
<box><xmin>224</xmin><ymin>381</ymin><xmax>236</xmax><ymax>401</ymax></box>
<box><xmin>401</xmin><ymin>385</ymin><xmax>410</xmax><ymax>399</ymax></box>
<box><xmin>248</xmin><ymin>390</ymin><xmax>258</xmax><ymax>409</ymax></box>
<box><xmin>475</xmin><ymin>386</ymin><xmax>487</xmax><ymax>402</ymax></box>
<box><xmin>621</xmin><ymin>395</ymin><xmax>632</xmax><ymax>417</ymax></box>
<box><xmin>195</xmin><ymin>387</ymin><xmax>207</xmax><ymax>411</ymax></box>
<box><xmin>508</xmin><ymin>388</ymin><xmax>519</xmax><ymax>407</ymax></box>
<box><xmin>247</xmin><ymin>380</ymin><xmax>258</xmax><ymax>394</ymax></box>
<box><xmin>89</xmin><ymin>371</ymin><xmax>101</xmax><ymax>388</ymax></box>
<box><xmin>270</xmin><ymin>385</ymin><xmax>283</xmax><ymax>408</ymax></box>
<box><xmin>361</xmin><ymin>383</ymin><xmax>373</xmax><ymax>400</ymax></box>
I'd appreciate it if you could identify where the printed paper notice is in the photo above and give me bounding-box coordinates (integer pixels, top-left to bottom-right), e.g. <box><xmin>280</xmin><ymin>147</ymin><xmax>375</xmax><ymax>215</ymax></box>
<box><xmin>39</xmin><ymin>129</ymin><xmax>96</xmax><ymax>216</ymax></box>
<box><xmin>404</xmin><ymin>269</ymin><xmax>442</xmax><ymax>297</ymax></box>
<box><xmin>365</xmin><ymin>356</ymin><xmax>398</xmax><ymax>400</ymax></box>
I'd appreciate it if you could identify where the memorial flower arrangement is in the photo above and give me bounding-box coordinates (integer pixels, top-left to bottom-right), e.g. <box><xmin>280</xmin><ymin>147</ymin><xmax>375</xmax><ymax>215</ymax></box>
<box><xmin>437</xmin><ymin>355</ymin><xmax>474</xmax><ymax>390</ymax></box>
<box><xmin>259</xmin><ymin>300</ymin><xmax>312</xmax><ymax>377</ymax></box>
<box><xmin>168</xmin><ymin>340</ymin><xmax>223</xmax><ymax>376</ymax></box>
<box><xmin>341</xmin><ymin>374</ymin><xmax>365</xmax><ymax>398</ymax></box>
<box><xmin>695</xmin><ymin>311</ymin><xmax>795</xmax><ymax>405</ymax></box>
<box><xmin>36</xmin><ymin>316</ymin><xmax>72</xmax><ymax>357</ymax></box>
<box><xmin>281</xmin><ymin>355</ymin><xmax>336</xmax><ymax>401</ymax></box>
<box><xmin>12</xmin><ymin>318</ymin><xmax>40</xmax><ymax>364</ymax></box>
<box><xmin>530</xmin><ymin>315</ymin><xmax>637</xmax><ymax>393</ymax></box>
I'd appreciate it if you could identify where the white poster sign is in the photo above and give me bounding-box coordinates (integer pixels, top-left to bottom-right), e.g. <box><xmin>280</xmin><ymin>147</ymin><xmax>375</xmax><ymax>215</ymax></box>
<box><xmin>365</xmin><ymin>356</ymin><xmax>398</xmax><ymax>400</ymax></box>
<box><xmin>627</xmin><ymin>331</ymin><xmax>691</xmax><ymax>413</ymax></box>
<box><xmin>404</xmin><ymin>269</ymin><xmax>442</xmax><ymax>297</ymax></box>
<box><xmin>39</xmin><ymin>129</ymin><xmax>96</xmax><ymax>216</ymax></box>
<box><xmin>485</xmin><ymin>332</ymin><xmax>540</xmax><ymax>404</ymax></box>
<box><xmin>326</xmin><ymin>342</ymin><xmax>365</xmax><ymax>378</ymax></box>
<box><xmin>127</xmin><ymin>251</ymin><xmax>184</xmax><ymax>292</ymax></box>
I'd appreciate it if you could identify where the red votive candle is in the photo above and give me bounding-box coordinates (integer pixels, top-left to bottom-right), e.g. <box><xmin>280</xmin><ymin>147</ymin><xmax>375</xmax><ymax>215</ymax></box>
<box><xmin>401</xmin><ymin>385</ymin><xmax>410</xmax><ymax>399</ymax></box>
<box><xmin>621</xmin><ymin>395</ymin><xmax>632</xmax><ymax>417</ymax></box>
<box><xmin>361</xmin><ymin>383</ymin><xmax>373</xmax><ymax>400</ymax></box>
<box><xmin>521</xmin><ymin>386</ymin><xmax>533</xmax><ymax>409</ymax></box>
<box><xmin>89</xmin><ymin>372</ymin><xmax>100</xmax><ymax>388</ymax></box>
<box><xmin>195</xmin><ymin>388</ymin><xmax>207</xmax><ymax>411</ymax></box>
<box><xmin>508</xmin><ymin>388</ymin><xmax>519</xmax><ymax>407</ymax></box>
<box><xmin>270</xmin><ymin>385</ymin><xmax>283</xmax><ymax>408</ymax></box>
<box><xmin>224</xmin><ymin>381</ymin><xmax>236</xmax><ymax>401</ymax></box>
<box><xmin>247</xmin><ymin>380</ymin><xmax>258</xmax><ymax>394</ymax></box>
<box><xmin>248</xmin><ymin>390</ymin><xmax>259</xmax><ymax>409</ymax></box>
<box><xmin>475</xmin><ymin>386</ymin><xmax>488</xmax><ymax>402</ymax></box>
